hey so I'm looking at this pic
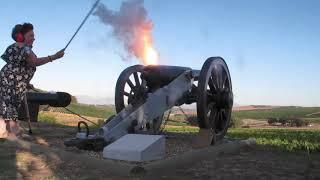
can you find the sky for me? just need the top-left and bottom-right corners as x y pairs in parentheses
(1, 0), (320, 106)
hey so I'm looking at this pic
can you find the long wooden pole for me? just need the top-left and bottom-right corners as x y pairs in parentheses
(64, 0), (101, 50)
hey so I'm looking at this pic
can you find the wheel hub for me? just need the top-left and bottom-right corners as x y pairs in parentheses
(128, 85), (148, 107)
(215, 90), (233, 109)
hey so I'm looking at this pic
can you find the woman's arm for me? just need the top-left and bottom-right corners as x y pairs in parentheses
(26, 50), (64, 67)
(26, 52), (51, 66)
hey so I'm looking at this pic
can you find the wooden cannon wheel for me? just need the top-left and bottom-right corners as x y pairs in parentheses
(197, 57), (234, 144)
(114, 65), (164, 134)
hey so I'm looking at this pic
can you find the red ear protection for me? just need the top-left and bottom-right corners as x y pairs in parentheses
(15, 33), (24, 42)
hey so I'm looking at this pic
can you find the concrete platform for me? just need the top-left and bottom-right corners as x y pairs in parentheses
(103, 134), (165, 162)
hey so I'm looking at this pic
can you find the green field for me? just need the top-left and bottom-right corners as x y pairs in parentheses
(163, 127), (320, 152)
(164, 126), (199, 133)
(50, 103), (116, 119)
(233, 106), (320, 120)
(38, 113), (58, 124)
(227, 128), (320, 152)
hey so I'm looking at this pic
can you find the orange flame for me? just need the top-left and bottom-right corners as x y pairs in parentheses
(142, 35), (158, 65)
(143, 45), (158, 65)
(133, 26), (159, 65)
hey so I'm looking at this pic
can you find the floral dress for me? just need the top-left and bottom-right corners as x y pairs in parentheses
(0, 44), (36, 121)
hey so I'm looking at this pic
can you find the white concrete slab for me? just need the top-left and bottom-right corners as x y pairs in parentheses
(103, 134), (165, 162)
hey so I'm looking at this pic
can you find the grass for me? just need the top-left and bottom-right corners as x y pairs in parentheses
(229, 116), (244, 128)
(163, 125), (320, 152)
(38, 112), (57, 124)
(164, 126), (199, 133)
(165, 127), (320, 152)
(50, 103), (116, 119)
(166, 119), (189, 126)
(227, 128), (320, 152)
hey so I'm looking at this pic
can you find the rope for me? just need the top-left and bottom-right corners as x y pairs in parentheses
(159, 109), (172, 133)
(178, 106), (189, 120)
(61, 107), (99, 127)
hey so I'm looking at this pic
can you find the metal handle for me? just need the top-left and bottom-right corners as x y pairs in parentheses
(77, 121), (89, 137)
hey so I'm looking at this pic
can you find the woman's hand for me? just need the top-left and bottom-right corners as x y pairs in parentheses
(52, 49), (65, 60)
(27, 83), (35, 90)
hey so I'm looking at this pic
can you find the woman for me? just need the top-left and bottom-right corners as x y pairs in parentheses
(0, 23), (64, 138)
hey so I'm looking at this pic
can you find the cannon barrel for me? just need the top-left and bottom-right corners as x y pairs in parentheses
(26, 92), (72, 107)
(19, 91), (72, 122)
(141, 65), (192, 89)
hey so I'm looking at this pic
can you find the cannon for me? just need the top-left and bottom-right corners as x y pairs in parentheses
(19, 92), (71, 122)
(65, 57), (233, 149)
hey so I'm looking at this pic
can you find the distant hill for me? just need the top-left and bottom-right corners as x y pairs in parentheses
(232, 105), (278, 111)
(46, 100), (320, 123)
(76, 95), (114, 105)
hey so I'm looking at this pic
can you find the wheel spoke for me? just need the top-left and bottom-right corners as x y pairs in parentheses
(141, 78), (147, 89)
(211, 66), (218, 88)
(217, 109), (229, 132)
(213, 110), (220, 131)
(207, 109), (211, 118)
(126, 79), (135, 89)
(211, 74), (220, 92)
(224, 109), (231, 122)
(209, 107), (218, 127)
(221, 110), (228, 129)
(133, 72), (140, 86)
(218, 110), (226, 131)
(208, 77), (217, 93)
(221, 109), (228, 119)
(207, 91), (218, 102)
(124, 92), (131, 97)
(221, 74), (228, 90)
(214, 65), (223, 89)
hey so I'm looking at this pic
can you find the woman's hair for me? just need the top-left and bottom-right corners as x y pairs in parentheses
(11, 23), (34, 41)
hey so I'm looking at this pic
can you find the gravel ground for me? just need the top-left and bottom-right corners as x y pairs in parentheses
(2, 121), (319, 179)
(144, 145), (320, 180)
(18, 121), (203, 162)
